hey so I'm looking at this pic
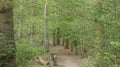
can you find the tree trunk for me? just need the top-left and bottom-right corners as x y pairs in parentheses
(64, 38), (69, 49)
(53, 29), (56, 46)
(16, 0), (23, 39)
(17, 21), (22, 38)
(0, 2), (16, 67)
(28, 24), (35, 44)
(70, 42), (73, 51)
(56, 28), (60, 45)
(81, 40), (84, 57)
(74, 40), (78, 55)
(44, 0), (49, 52)
(61, 38), (64, 46)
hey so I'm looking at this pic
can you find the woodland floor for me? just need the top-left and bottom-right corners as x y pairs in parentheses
(52, 45), (94, 67)
(52, 45), (80, 67)
(27, 45), (94, 67)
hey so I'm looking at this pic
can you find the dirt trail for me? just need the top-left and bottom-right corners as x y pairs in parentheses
(52, 46), (80, 67)
(27, 45), (94, 67)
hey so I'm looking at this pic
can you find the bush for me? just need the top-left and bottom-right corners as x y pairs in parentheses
(16, 43), (44, 66)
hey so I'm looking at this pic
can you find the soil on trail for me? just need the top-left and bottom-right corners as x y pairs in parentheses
(52, 46), (81, 67)
(27, 45), (94, 67)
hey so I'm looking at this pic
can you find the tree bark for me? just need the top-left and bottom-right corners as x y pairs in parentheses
(53, 29), (56, 46)
(56, 28), (60, 45)
(17, 21), (22, 38)
(0, 1), (16, 67)
(44, 0), (49, 52)
(70, 43), (73, 51)
(64, 38), (69, 49)
(74, 40), (78, 55)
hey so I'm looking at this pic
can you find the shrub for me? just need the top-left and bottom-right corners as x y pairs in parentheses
(16, 43), (44, 66)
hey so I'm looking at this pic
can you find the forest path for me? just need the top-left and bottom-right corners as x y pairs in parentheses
(52, 45), (80, 67)
(27, 45), (94, 67)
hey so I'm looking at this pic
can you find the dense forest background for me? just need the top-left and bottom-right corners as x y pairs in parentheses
(0, 0), (120, 67)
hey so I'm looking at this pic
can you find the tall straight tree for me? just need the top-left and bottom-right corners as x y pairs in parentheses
(44, 0), (49, 52)
(0, 0), (15, 67)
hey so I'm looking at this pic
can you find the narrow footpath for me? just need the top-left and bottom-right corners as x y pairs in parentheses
(52, 46), (80, 67)
(27, 45), (94, 67)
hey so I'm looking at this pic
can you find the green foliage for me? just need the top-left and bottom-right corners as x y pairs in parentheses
(14, 0), (120, 66)
(0, 48), (15, 67)
(0, 32), (15, 67)
(94, 0), (120, 66)
(16, 42), (44, 66)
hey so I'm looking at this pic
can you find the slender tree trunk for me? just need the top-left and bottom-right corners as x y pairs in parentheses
(74, 40), (78, 55)
(28, 24), (35, 44)
(61, 38), (64, 46)
(81, 40), (84, 57)
(80, 32), (84, 57)
(17, 21), (22, 38)
(56, 28), (60, 45)
(70, 42), (73, 51)
(53, 29), (56, 46)
(64, 38), (69, 49)
(17, 1), (23, 39)
(44, 0), (49, 52)
(0, 1), (16, 67)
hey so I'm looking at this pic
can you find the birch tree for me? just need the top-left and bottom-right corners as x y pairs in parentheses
(44, 0), (49, 52)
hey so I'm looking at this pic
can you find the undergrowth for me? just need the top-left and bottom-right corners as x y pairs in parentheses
(16, 40), (45, 67)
